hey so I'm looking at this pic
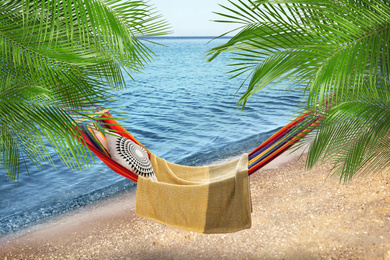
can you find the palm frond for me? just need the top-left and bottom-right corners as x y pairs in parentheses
(209, 0), (390, 180)
(307, 98), (390, 181)
(208, 0), (390, 109)
(0, 0), (170, 180)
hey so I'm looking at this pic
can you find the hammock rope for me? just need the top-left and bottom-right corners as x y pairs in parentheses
(74, 110), (319, 183)
(248, 112), (320, 175)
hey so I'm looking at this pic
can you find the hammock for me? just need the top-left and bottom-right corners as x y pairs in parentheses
(75, 111), (320, 183)
(73, 109), (320, 233)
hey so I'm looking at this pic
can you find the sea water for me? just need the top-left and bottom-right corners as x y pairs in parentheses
(0, 37), (305, 235)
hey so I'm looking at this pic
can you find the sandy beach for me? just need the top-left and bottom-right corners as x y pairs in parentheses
(1, 149), (390, 259)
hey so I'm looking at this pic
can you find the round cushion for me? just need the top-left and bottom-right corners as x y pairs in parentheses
(106, 134), (156, 180)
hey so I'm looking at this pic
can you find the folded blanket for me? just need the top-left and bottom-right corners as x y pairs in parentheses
(135, 153), (252, 234)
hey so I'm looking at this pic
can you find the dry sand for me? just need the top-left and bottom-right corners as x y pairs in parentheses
(1, 150), (390, 259)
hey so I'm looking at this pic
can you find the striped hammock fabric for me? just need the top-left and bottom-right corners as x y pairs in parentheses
(75, 111), (319, 183)
(73, 108), (324, 234)
(248, 112), (321, 174)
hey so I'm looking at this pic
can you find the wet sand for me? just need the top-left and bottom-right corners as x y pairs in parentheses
(1, 150), (390, 259)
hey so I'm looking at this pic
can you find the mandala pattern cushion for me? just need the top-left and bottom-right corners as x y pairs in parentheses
(105, 133), (157, 181)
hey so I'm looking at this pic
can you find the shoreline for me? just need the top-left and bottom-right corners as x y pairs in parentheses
(0, 127), (283, 238)
(0, 146), (299, 243)
(1, 147), (390, 259)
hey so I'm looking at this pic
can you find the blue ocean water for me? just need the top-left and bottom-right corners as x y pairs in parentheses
(0, 37), (304, 236)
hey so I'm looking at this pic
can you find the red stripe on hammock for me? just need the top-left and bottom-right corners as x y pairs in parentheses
(77, 127), (139, 182)
(248, 119), (321, 175)
(249, 112), (311, 157)
(99, 114), (151, 158)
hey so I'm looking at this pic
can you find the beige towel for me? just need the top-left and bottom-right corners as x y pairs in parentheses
(135, 153), (251, 233)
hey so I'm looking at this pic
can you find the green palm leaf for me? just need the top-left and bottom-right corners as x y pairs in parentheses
(0, 0), (170, 181)
(307, 99), (390, 181)
(209, 0), (390, 180)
